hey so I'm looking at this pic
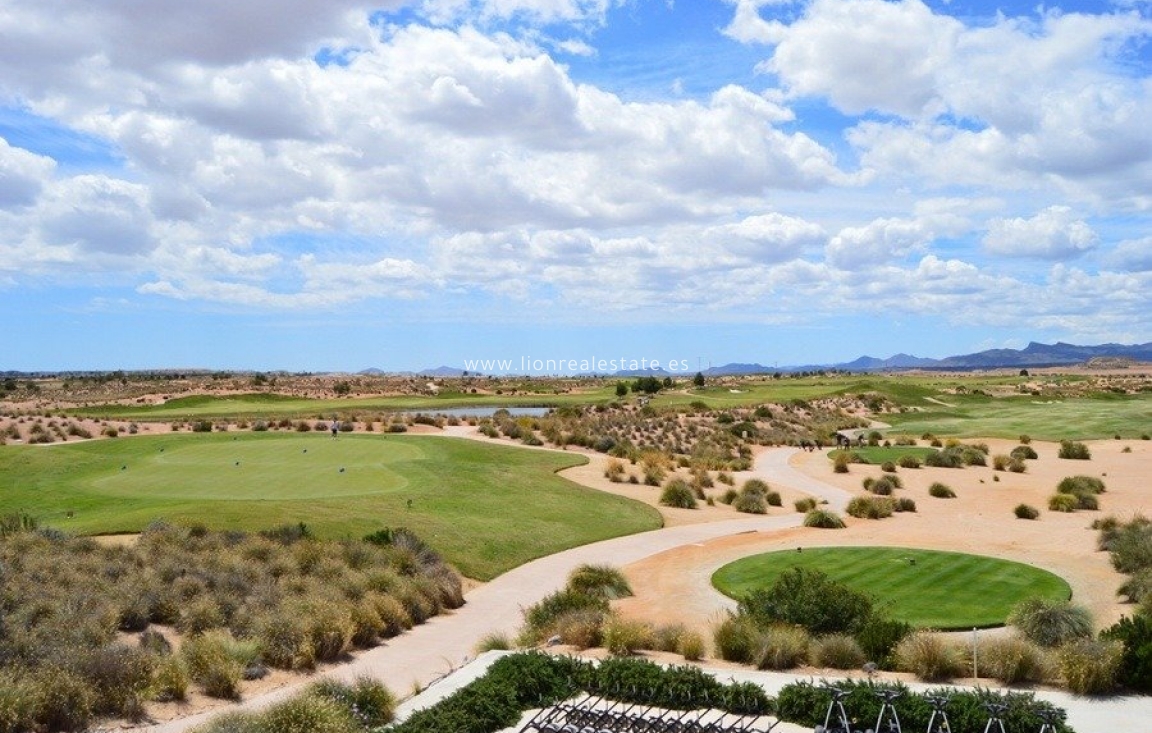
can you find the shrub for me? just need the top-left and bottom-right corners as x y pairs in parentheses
(923, 450), (962, 468)
(153, 655), (189, 702)
(521, 590), (608, 644)
(1007, 457), (1027, 473)
(1058, 440), (1091, 460)
(678, 630), (706, 661)
(1058, 639), (1122, 694)
(992, 454), (1010, 471)
(754, 624), (810, 670)
(880, 461), (897, 473)
(732, 492), (767, 514)
(1101, 614), (1152, 692)
(854, 616), (912, 668)
(897, 455), (921, 469)
(1057, 475), (1106, 495)
(1014, 503), (1040, 520)
(811, 633), (866, 669)
(893, 632), (965, 681)
(1048, 493), (1079, 512)
(866, 476), (895, 495)
(181, 630), (248, 699)
(0, 673), (35, 733)
(794, 497), (817, 512)
(29, 668), (95, 732)
(1106, 516), (1152, 574)
(1011, 445), (1038, 460)
(602, 617), (655, 656)
(604, 459), (626, 482)
(257, 613), (316, 670)
(659, 479), (697, 509)
(1009, 598), (1093, 648)
(259, 694), (359, 733)
(1118, 568), (1152, 604)
(308, 676), (396, 728)
(80, 643), (155, 717)
(846, 496), (895, 519)
(567, 564), (632, 600)
(803, 509), (845, 529)
(978, 635), (1051, 684)
(740, 567), (873, 636)
(893, 497), (917, 512)
(713, 615), (760, 664)
(832, 453), (850, 473)
(928, 482), (955, 498)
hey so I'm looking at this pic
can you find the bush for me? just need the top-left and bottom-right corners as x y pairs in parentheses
(1058, 440), (1091, 460)
(754, 624), (810, 670)
(80, 643), (155, 717)
(978, 635), (1051, 684)
(1057, 475), (1106, 496)
(1048, 493), (1079, 512)
(739, 567), (872, 635)
(1105, 516), (1152, 574)
(713, 615), (760, 664)
(475, 631), (514, 654)
(1058, 639), (1122, 694)
(567, 564), (633, 600)
(1011, 445), (1038, 460)
(521, 590), (609, 644)
(308, 676), (396, 728)
(866, 476), (896, 495)
(259, 694), (358, 733)
(1007, 457), (1027, 473)
(1101, 614), (1152, 692)
(846, 496), (895, 519)
(810, 633), (866, 669)
(181, 630), (248, 699)
(893, 497), (917, 512)
(881, 461), (897, 473)
(602, 617), (655, 656)
(893, 632), (965, 681)
(832, 453), (850, 473)
(1014, 503), (1040, 520)
(928, 482), (955, 498)
(897, 455), (921, 469)
(732, 492), (767, 514)
(803, 509), (845, 529)
(794, 497), (817, 512)
(1008, 598), (1093, 648)
(0, 673), (35, 733)
(659, 479), (697, 509)
(677, 630), (706, 661)
(1118, 569), (1152, 604)
(854, 615), (912, 668)
(257, 613), (316, 670)
(190, 711), (262, 733)
(153, 655), (189, 702)
(992, 454), (1010, 471)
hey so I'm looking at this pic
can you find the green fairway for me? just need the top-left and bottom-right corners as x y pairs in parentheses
(829, 446), (938, 464)
(67, 388), (617, 421)
(0, 433), (662, 580)
(712, 547), (1071, 630)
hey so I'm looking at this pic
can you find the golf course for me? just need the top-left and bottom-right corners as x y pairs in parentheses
(0, 432), (662, 579)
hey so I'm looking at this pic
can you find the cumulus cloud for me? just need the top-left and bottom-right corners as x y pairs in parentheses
(825, 217), (934, 270)
(0, 138), (56, 208)
(1108, 237), (1152, 272)
(983, 206), (1098, 259)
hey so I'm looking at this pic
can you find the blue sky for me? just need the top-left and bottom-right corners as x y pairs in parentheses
(1, 0), (1150, 373)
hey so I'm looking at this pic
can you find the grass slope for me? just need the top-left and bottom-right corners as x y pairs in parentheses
(0, 433), (661, 580)
(712, 547), (1071, 630)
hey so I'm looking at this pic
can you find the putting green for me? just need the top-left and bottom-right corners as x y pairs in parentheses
(712, 547), (1071, 630)
(0, 433), (662, 580)
(89, 436), (425, 500)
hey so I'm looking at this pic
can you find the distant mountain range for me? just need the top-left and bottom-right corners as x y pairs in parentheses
(700, 341), (1152, 376)
(365, 341), (1152, 377)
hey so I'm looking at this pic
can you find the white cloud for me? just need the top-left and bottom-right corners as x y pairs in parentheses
(983, 206), (1098, 259)
(825, 217), (934, 270)
(0, 138), (56, 208)
(1108, 237), (1152, 272)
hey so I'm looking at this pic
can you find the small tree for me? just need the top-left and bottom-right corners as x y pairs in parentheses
(692, 372), (705, 387)
(615, 381), (628, 398)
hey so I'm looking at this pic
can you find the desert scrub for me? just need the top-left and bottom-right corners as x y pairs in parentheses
(1058, 440), (1091, 460)
(846, 496), (895, 519)
(1048, 493), (1080, 512)
(928, 482), (956, 498)
(977, 635), (1052, 684)
(1057, 639), (1122, 694)
(753, 624), (810, 670)
(803, 509), (845, 529)
(659, 478), (697, 509)
(602, 617), (656, 656)
(810, 633), (866, 669)
(1008, 598), (1092, 648)
(794, 497), (817, 512)
(566, 564), (632, 599)
(1014, 504), (1040, 520)
(893, 632), (965, 681)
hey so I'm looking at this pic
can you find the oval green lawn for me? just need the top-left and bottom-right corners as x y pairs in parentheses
(0, 433), (662, 581)
(712, 547), (1071, 630)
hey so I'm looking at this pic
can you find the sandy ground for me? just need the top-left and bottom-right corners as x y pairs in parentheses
(615, 439), (1151, 639)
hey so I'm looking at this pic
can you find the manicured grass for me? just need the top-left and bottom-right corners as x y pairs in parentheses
(885, 393), (1152, 441)
(712, 547), (1071, 630)
(0, 433), (662, 580)
(828, 446), (938, 463)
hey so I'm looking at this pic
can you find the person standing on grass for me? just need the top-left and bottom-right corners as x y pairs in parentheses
(331, 419), (339, 438)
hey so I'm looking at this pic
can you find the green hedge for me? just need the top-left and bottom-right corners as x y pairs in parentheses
(382, 653), (770, 733)
(775, 680), (1072, 733)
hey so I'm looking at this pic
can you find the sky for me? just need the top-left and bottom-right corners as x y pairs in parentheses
(1, 0), (1150, 374)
